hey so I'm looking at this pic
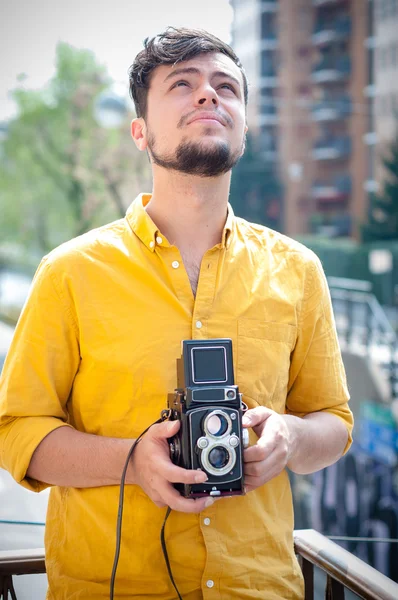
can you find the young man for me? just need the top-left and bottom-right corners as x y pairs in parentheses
(0, 28), (353, 599)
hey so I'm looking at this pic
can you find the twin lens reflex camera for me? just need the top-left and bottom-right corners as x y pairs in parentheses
(164, 339), (249, 499)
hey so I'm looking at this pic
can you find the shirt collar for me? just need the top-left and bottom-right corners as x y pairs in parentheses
(126, 193), (234, 251)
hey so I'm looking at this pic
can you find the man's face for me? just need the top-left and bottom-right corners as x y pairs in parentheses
(136, 52), (247, 177)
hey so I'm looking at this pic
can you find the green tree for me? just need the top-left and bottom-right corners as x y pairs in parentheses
(0, 42), (152, 256)
(362, 133), (398, 242)
(229, 133), (282, 231)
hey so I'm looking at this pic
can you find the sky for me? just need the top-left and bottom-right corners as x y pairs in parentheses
(0, 0), (234, 121)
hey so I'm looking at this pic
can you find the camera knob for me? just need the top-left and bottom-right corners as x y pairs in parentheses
(197, 437), (209, 449)
(229, 435), (240, 448)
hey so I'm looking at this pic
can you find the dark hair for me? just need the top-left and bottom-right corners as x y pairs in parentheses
(128, 27), (248, 118)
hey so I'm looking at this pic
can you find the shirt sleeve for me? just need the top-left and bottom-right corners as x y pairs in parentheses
(0, 257), (79, 491)
(286, 253), (353, 454)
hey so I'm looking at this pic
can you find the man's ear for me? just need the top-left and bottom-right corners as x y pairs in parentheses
(131, 117), (148, 151)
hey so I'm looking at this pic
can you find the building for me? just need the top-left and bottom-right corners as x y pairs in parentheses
(372, 0), (398, 185)
(230, 0), (373, 240)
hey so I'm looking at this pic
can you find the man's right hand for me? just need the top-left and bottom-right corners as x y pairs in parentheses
(129, 419), (215, 513)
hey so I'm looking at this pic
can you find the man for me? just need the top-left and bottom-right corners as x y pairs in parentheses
(0, 28), (353, 599)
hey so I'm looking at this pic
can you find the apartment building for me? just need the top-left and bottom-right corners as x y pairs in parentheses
(230, 0), (372, 239)
(372, 0), (398, 184)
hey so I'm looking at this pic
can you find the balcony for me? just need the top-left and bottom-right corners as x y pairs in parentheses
(260, 35), (279, 51)
(261, 0), (278, 12)
(312, 136), (352, 160)
(312, 174), (352, 202)
(312, 0), (347, 6)
(2, 530), (398, 599)
(259, 103), (279, 125)
(260, 75), (278, 88)
(311, 95), (352, 121)
(259, 136), (279, 161)
(310, 213), (352, 237)
(312, 15), (351, 46)
(311, 55), (351, 83)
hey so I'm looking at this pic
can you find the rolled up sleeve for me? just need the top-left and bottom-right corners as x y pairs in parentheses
(0, 257), (79, 491)
(286, 254), (353, 454)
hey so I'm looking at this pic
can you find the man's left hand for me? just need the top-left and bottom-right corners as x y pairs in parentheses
(242, 406), (293, 493)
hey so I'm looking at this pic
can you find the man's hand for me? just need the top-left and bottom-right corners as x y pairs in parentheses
(242, 406), (293, 493)
(130, 419), (215, 513)
(242, 406), (349, 491)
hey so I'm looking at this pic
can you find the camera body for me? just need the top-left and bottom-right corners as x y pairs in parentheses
(166, 339), (248, 498)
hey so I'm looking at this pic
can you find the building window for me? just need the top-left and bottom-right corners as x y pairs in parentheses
(261, 51), (277, 77)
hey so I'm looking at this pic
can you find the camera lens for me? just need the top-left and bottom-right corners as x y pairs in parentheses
(208, 446), (229, 469)
(206, 413), (229, 437)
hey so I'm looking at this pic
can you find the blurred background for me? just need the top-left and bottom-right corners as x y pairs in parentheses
(0, 0), (398, 597)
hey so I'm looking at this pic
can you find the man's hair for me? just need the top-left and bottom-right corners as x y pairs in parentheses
(128, 27), (248, 118)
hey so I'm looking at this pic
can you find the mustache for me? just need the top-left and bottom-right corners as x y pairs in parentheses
(178, 109), (234, 129)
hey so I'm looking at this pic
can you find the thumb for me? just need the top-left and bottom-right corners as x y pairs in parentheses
(242, 406), (273, 428)
(153, 418), (181, 439)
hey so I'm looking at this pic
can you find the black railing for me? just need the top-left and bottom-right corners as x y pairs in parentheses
(2, 530), (398, 599)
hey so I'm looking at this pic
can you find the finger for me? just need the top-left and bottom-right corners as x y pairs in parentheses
(244, 449), (286, 481)
(153, 499), (168, 508)
(244, 439), (276, 463)
(244, 467), (280, 490)
(161, 460), (209, 485)
(162, 485), (216, 514)
(242, 406), (274, 428)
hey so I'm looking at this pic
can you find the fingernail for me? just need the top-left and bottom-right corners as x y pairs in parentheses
(204, 497), (215, 508)
(242, 416), (250, 425)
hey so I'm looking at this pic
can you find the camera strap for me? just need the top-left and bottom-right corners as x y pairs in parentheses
(160, 506), (183, 600)
(110, 414), (168, 600)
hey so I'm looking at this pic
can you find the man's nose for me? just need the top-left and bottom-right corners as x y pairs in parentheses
(196, 84), (219, 107)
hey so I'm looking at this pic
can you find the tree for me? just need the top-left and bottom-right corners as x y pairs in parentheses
(229, 133), (283, 231)
(362, 133), (398, 242)
(0, 43), (152, 256)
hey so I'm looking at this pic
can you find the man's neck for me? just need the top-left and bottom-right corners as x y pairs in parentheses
(145, 166), (231, 254)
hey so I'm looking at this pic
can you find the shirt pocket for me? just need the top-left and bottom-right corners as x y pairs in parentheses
(237, 319), (297, 413)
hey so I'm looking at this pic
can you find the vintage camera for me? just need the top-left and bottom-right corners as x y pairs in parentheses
(165, 339), (248, 498)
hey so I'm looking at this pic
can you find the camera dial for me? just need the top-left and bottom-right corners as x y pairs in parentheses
(229, 435), (240, 448)
(169, 437), (181, 465)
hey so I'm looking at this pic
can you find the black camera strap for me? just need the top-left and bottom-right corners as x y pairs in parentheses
(110, 413), (183, 600)
(160, 507), (183, 600)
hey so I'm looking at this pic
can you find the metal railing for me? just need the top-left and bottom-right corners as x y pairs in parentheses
(328, 277), (398, 400)
(295, 529), (398, 600)
(2, 530), (398, 599)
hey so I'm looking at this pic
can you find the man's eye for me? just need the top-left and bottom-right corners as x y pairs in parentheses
(173, 80), (189, 88)
(219, 83), (236, 93)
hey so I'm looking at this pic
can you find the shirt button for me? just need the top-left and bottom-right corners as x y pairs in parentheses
(206, 580), (214, 588)
(172, 260), (180, 269)
(204, 518), (211, 526)
(156, 236), (163, 244)
(196, 321), (203, 329)
(149, 241), (154, 248)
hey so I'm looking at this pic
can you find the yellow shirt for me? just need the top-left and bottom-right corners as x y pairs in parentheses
(0, 194), (353, 600)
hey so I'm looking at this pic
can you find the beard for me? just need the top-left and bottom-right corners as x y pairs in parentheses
(147, 131), (244, 178)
